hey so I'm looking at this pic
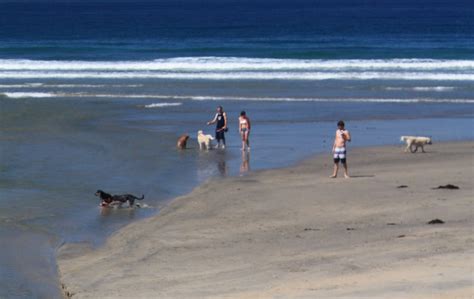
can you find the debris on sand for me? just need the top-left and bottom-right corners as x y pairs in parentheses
(346, 227), (355, 231)
(386, 223), (397, 225)
(397, 234), (406, 238)
(427, 219), (445, 225)
(304, 228), (320, 231)
(397, 185), (408, 188)
(432, 184), (459, 190)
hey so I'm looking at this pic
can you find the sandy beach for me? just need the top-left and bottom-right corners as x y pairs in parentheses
(58, 142), (473, 299)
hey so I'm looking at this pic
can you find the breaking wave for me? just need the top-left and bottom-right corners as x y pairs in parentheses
(3, 91), (473, 103)
(385, 86), (458, 92)
(1, 92), (57, 98)
(0, 57), (472, 81)
(143, 102), (183, 108)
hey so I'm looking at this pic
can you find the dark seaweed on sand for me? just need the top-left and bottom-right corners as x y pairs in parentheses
(427, 219), (445, 224)
(432, 184), (459, 190)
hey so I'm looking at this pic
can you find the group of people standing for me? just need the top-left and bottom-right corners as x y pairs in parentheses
(206, 106), (251, 151)
(204, 105), (352, 179)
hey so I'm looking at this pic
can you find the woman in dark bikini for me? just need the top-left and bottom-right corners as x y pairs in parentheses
(239, 111), (251, 151)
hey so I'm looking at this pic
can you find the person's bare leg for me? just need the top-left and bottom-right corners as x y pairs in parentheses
(246, 133), (250, 151)
(330, 163), (338, 178)
(342, 162), (350, 178)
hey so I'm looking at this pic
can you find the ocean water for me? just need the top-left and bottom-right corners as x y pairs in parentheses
(1, 0), (473, 298)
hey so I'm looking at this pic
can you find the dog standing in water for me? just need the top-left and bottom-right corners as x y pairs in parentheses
(176, 134), (189, 149)
(95, 190), (144, 207)
(197, 130), (214, 150)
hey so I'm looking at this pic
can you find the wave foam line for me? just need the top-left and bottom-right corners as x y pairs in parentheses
(1, 92), (57, 98)
(42, 84), (143, 88)
(4, 92), (470, 104)
(0, 83), (143, 88)
(385, 86), (458, 91)
(413, 86), (457, 91)
(143, 102), (182, 108)
(1, 71), (473, 81)
(181, 96), (474, 104)
(0, 83), (44, 88)
(1, 58), (473, 72)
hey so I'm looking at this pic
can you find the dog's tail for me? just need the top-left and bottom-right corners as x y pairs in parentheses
(129, 194), (145, 200)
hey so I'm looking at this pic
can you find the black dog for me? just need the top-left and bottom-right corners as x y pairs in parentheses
(95, 190), (144, 207)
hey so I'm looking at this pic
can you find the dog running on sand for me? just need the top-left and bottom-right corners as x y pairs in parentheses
(400, 136), (432, 153)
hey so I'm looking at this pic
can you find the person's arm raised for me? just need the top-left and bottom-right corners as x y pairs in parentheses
(207, 113), (217, 125)
(345, 130), (351, 142)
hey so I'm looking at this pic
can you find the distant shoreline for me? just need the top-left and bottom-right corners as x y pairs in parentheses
(58, 141), (474, 298)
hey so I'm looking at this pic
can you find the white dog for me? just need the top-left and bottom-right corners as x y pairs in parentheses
(197, 130), (214, 150)
(400, 136), (432, 153)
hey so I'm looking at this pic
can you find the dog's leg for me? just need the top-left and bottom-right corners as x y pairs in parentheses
(405, 142), (411, 153)
(421, 144), (426, 153)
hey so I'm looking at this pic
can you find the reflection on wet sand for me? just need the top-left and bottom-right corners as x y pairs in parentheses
(99, 206), (137, 219)
(195, 148), (252, 178)
(217, 159), (227, 176)
(240, 151), (250, 175)
(197, 149), (229, 179)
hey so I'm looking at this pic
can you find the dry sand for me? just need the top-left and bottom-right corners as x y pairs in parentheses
(58, 142), (474, 298)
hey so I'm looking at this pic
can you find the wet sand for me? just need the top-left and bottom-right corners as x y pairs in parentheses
(58, 142), (474, 298)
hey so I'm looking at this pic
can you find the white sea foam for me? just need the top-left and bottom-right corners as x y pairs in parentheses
(412, 86), (457, 91)
(4, 91), (471, 104)
(0, 57), (473, 81)
(1, 92), (57, 98)
(41, 84), (143, 88)
(1, 58), (473, 71)
(144, 102), (182, 108)
(385, 86), (457, 91)
(0, 83), (43, 88)
(0, 83), (142, 88)
(179, 96), (474, 104)
(0, 71), (473, 81)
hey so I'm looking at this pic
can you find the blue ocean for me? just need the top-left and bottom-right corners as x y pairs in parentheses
(0, 0), (473, 297)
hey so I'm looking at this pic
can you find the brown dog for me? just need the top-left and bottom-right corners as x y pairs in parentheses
(177, 134), (190, 149)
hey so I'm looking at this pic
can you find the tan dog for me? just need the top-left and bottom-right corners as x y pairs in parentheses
(197, 130), (214, 150)
(177, 134), (189, 149)
(401, 136), (432, 153)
